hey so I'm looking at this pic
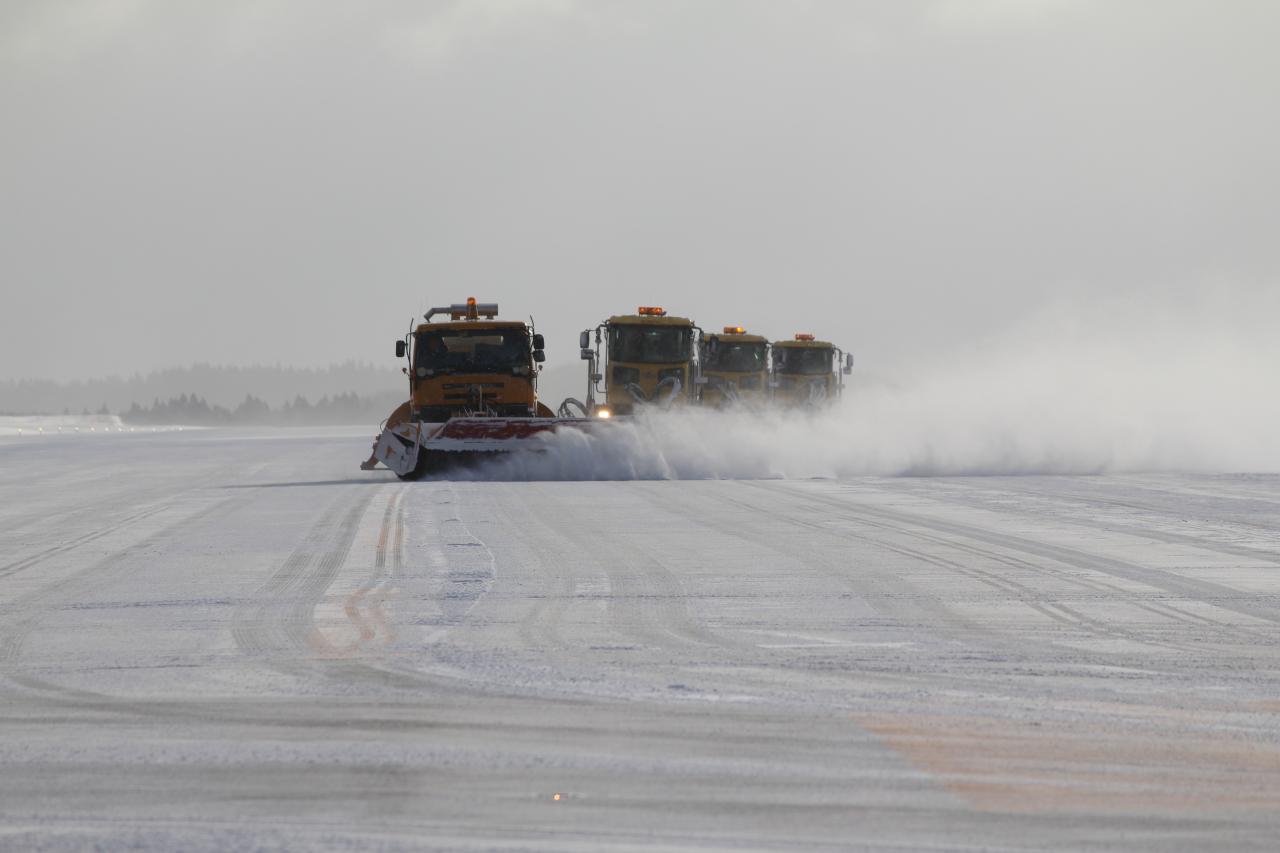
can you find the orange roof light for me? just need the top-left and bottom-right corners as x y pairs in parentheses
(637, 306), (666, 316)
(722, 326), (745, 335)
(794, 333), (815, 341)
(438, 298), (499, 321)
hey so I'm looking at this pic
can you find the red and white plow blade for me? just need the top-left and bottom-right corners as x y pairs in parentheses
(422, 417), (590, 452)
(364, 417), (595, 476)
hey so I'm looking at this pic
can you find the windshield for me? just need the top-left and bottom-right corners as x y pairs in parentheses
(415, 327), (529, 372)
(775, 346), (832, 376)
(703, 340), (767, 373)
(608, 325), (691, 364)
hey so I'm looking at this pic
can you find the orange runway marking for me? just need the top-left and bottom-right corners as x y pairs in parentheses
(309, 490), (402, 659)
(860, 711), (1280, 815)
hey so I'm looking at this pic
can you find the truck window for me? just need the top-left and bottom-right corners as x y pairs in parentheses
(703, 341), (766, 372)
(608, 325), (691, 364)
(416, 329), (529, 372)
(775, 347), (833, 376)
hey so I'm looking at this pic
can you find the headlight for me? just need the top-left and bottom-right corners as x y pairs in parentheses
(594, 408), (613, 419)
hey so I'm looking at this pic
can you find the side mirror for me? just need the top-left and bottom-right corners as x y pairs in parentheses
(844, 353), (854, 374)
(532, 350), (546, 363)
(532, 333), (545, 350)
(395, 340), (407, 358)
(579, 330), (590, 350)
(580, 348), (593, 360)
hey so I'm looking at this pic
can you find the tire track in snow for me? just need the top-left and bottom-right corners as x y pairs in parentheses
(433, 483), (498, 629)
(475, 484), (582, 656)
(307, 487), (405, 658)
(638, 482), (1114, 700)
(0, 490), (259, 709)
(0, 449), (280, 582)
(518, 484), (732, 655)
(767, 482), (1280, 636)
(230, 489), (376, 677)
(887, 477), (1280, 567)
(940, 478), (1280, 639)
(298, 483), (523, 697)
(734, 483), (1228, 656)
(631, 481), (1002, 648)
(1, 481), (449, 723)
(320, 482), (526, 696)
(0, 505), (171, 581)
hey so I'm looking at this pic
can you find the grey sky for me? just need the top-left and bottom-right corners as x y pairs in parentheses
(2, 0), (1277, 383)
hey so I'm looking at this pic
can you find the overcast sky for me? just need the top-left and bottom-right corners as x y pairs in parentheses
(2, 0), (1277, 382)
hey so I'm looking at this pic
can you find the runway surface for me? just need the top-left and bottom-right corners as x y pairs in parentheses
(1, 428), (1278, 850)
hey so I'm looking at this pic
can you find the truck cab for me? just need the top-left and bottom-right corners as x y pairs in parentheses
(400, 299), (554, 423)
(698, 327), (770, 408)
(580, 307), (698, 416)
(770, 333), (852, 409)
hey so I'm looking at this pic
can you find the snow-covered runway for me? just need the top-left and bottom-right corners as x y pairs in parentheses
(2, 429), (1278, 850)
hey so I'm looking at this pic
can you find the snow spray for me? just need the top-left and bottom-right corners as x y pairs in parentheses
(469, 290), (1280, 480)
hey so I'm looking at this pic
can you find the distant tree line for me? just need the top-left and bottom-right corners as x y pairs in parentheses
(0, 362), (403, 415)
(120, 391), (404, 426)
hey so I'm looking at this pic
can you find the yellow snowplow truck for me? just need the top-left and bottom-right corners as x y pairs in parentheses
(698, 326), (770, 408)
(577, 307), (700, 417)
(362, 298), (585, 479)
(770, 333), (853, 409)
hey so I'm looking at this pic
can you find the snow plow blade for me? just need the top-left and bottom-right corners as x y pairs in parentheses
(363, 417), (594, 479)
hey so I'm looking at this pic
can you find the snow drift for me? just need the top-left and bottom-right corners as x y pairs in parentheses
(0, 413), (128, 439)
